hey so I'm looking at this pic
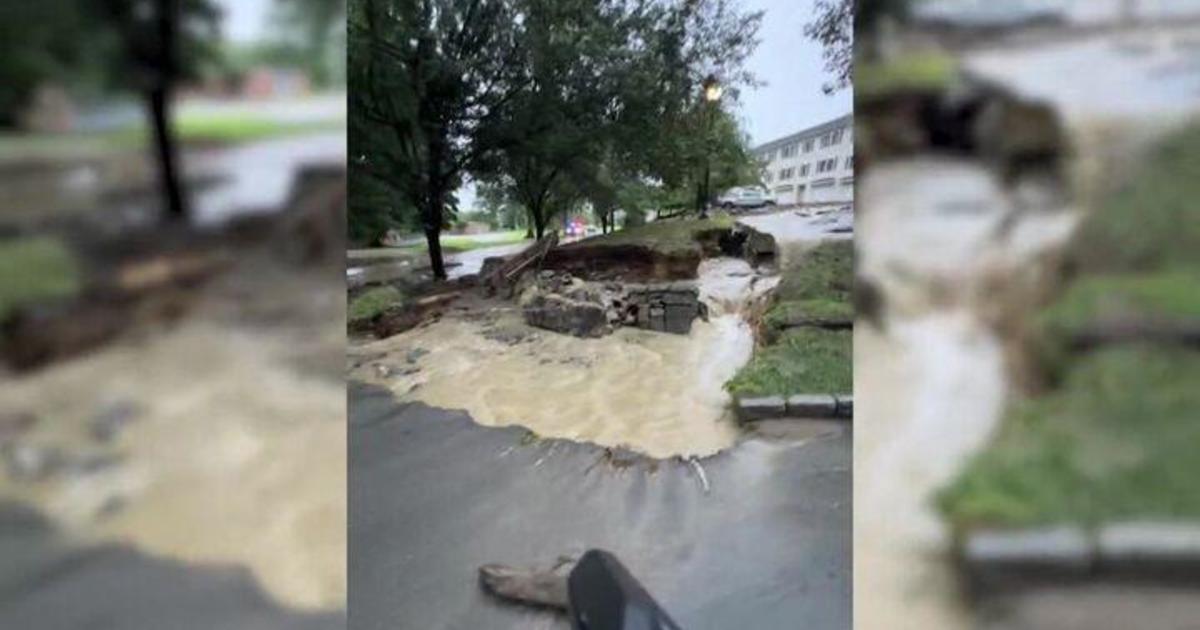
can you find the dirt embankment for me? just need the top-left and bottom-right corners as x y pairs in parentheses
(2, 165), (346, 372)
(542, 224), (776, 283)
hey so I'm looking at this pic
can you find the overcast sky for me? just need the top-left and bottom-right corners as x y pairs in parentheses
(735, 0), (853, 147)
(215, 0), (271, 43)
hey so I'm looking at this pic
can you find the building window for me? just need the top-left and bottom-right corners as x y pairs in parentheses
(816, 158), (837, 174)
(844, 156), (853, 170)
(803, 139), (813, 153)
(763, 171), (773, 183)
(779, 167), (794, 180)
(799, 163), (810, 177)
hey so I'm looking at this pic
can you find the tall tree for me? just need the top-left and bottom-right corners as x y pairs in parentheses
(99, 0), (222, 221)
(474, 0), (635, 239)
(349, 0), (524, 279)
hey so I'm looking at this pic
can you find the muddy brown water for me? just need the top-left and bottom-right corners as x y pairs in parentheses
(0, 255), (347, 612)
(349, 257), (778, 460)
(855, 23), (1200, 629)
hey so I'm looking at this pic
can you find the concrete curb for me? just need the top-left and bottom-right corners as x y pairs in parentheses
(961, 521), (1200, 588)
(734, 394), (852, 422)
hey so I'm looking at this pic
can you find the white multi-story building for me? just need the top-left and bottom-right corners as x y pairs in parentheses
(752, 113), (854, 206)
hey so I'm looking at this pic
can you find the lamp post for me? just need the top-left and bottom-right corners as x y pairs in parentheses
(699, 74), (723, 218)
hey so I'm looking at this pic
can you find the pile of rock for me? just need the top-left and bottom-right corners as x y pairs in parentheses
(624, 283), (707, 335)
(518, 271), (706, 338)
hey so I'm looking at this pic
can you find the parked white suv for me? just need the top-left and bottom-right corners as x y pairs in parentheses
(716, 186), (776, 210)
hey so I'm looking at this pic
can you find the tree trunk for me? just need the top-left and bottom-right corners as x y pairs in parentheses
(147, 87), (187, 221)
(529, 202), (548, 240)
(424, 189), (447, 280)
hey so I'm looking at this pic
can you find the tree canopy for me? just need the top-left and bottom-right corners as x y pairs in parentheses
(349, 0), (763, 275)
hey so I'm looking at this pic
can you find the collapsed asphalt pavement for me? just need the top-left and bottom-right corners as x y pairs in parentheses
(0, 502), (342, 630)
(349, 381), (850, 630)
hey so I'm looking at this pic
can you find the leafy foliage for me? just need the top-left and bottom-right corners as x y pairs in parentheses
(805, 0), (853, 94)
(349, 0), (763, 268)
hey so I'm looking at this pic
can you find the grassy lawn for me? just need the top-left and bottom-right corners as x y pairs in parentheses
(1069, 121), (1200, 273)
(439, 230), (530, 251)
(763, 240), (854, 334)
(726, 240), (854, 397)
(572, 216), (735, 255)
(725, 328), (852, 397)
(855, 52), (957, 100)
(940, 121), (1200, 532)
(349, 286), (405, 324)
(1039, 270), (1200, 334)
(172, 114), (343, 143)
(938, 345), (1200, 530)
(0, 236), (81, 320)
(763, 298), (854, 329)
(0, 114), (342, 164)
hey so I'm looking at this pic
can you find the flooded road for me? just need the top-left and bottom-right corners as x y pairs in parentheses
(1, 131), (346, 230)
(447, 241), (532, 279)
(187, 132), (346, 227)
(349, 258), (776, 459)
(965, 24), (1200, 120)
(349, 383), (850, 630)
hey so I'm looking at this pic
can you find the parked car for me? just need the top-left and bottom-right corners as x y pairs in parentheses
(716, 186), (776, 210)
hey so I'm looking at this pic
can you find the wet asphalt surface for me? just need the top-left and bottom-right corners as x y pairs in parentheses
(349, 381), (851, 630)
(0, 502), (342, 629)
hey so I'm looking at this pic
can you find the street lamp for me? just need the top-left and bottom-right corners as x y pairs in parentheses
(698, 74), (722, 218)
(703, 76), (724, 103)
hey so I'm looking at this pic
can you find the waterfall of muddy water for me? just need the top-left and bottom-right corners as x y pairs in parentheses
(855, 158), (1079, 629)
(351, 258), (777, 459)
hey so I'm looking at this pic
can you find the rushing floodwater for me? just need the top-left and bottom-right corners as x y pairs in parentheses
(855, 22), (1200, 628)
(350, 258), (778, 459)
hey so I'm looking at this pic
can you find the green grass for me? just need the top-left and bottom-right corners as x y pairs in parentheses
(763, 298), (855, 329)
(856, 52), (957, 100)
(763, 240), (854, 332)
(573, 216), (736, 255)
(775, 240), (854, 303)
(0, 115), (342, 164)
(438, 230), (529, 251)
(0, 237), (81, 320)
(349, 286), (405, 323)
(172, 115), (342, 143)
(1070, 121), (1200, 273)
(938, 345), (1200, 531)
(725, 328), (852, 397)
(1040, 270), (1200, 334)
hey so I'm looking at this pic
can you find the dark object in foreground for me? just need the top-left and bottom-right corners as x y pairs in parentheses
(480, 549), (682, 629)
